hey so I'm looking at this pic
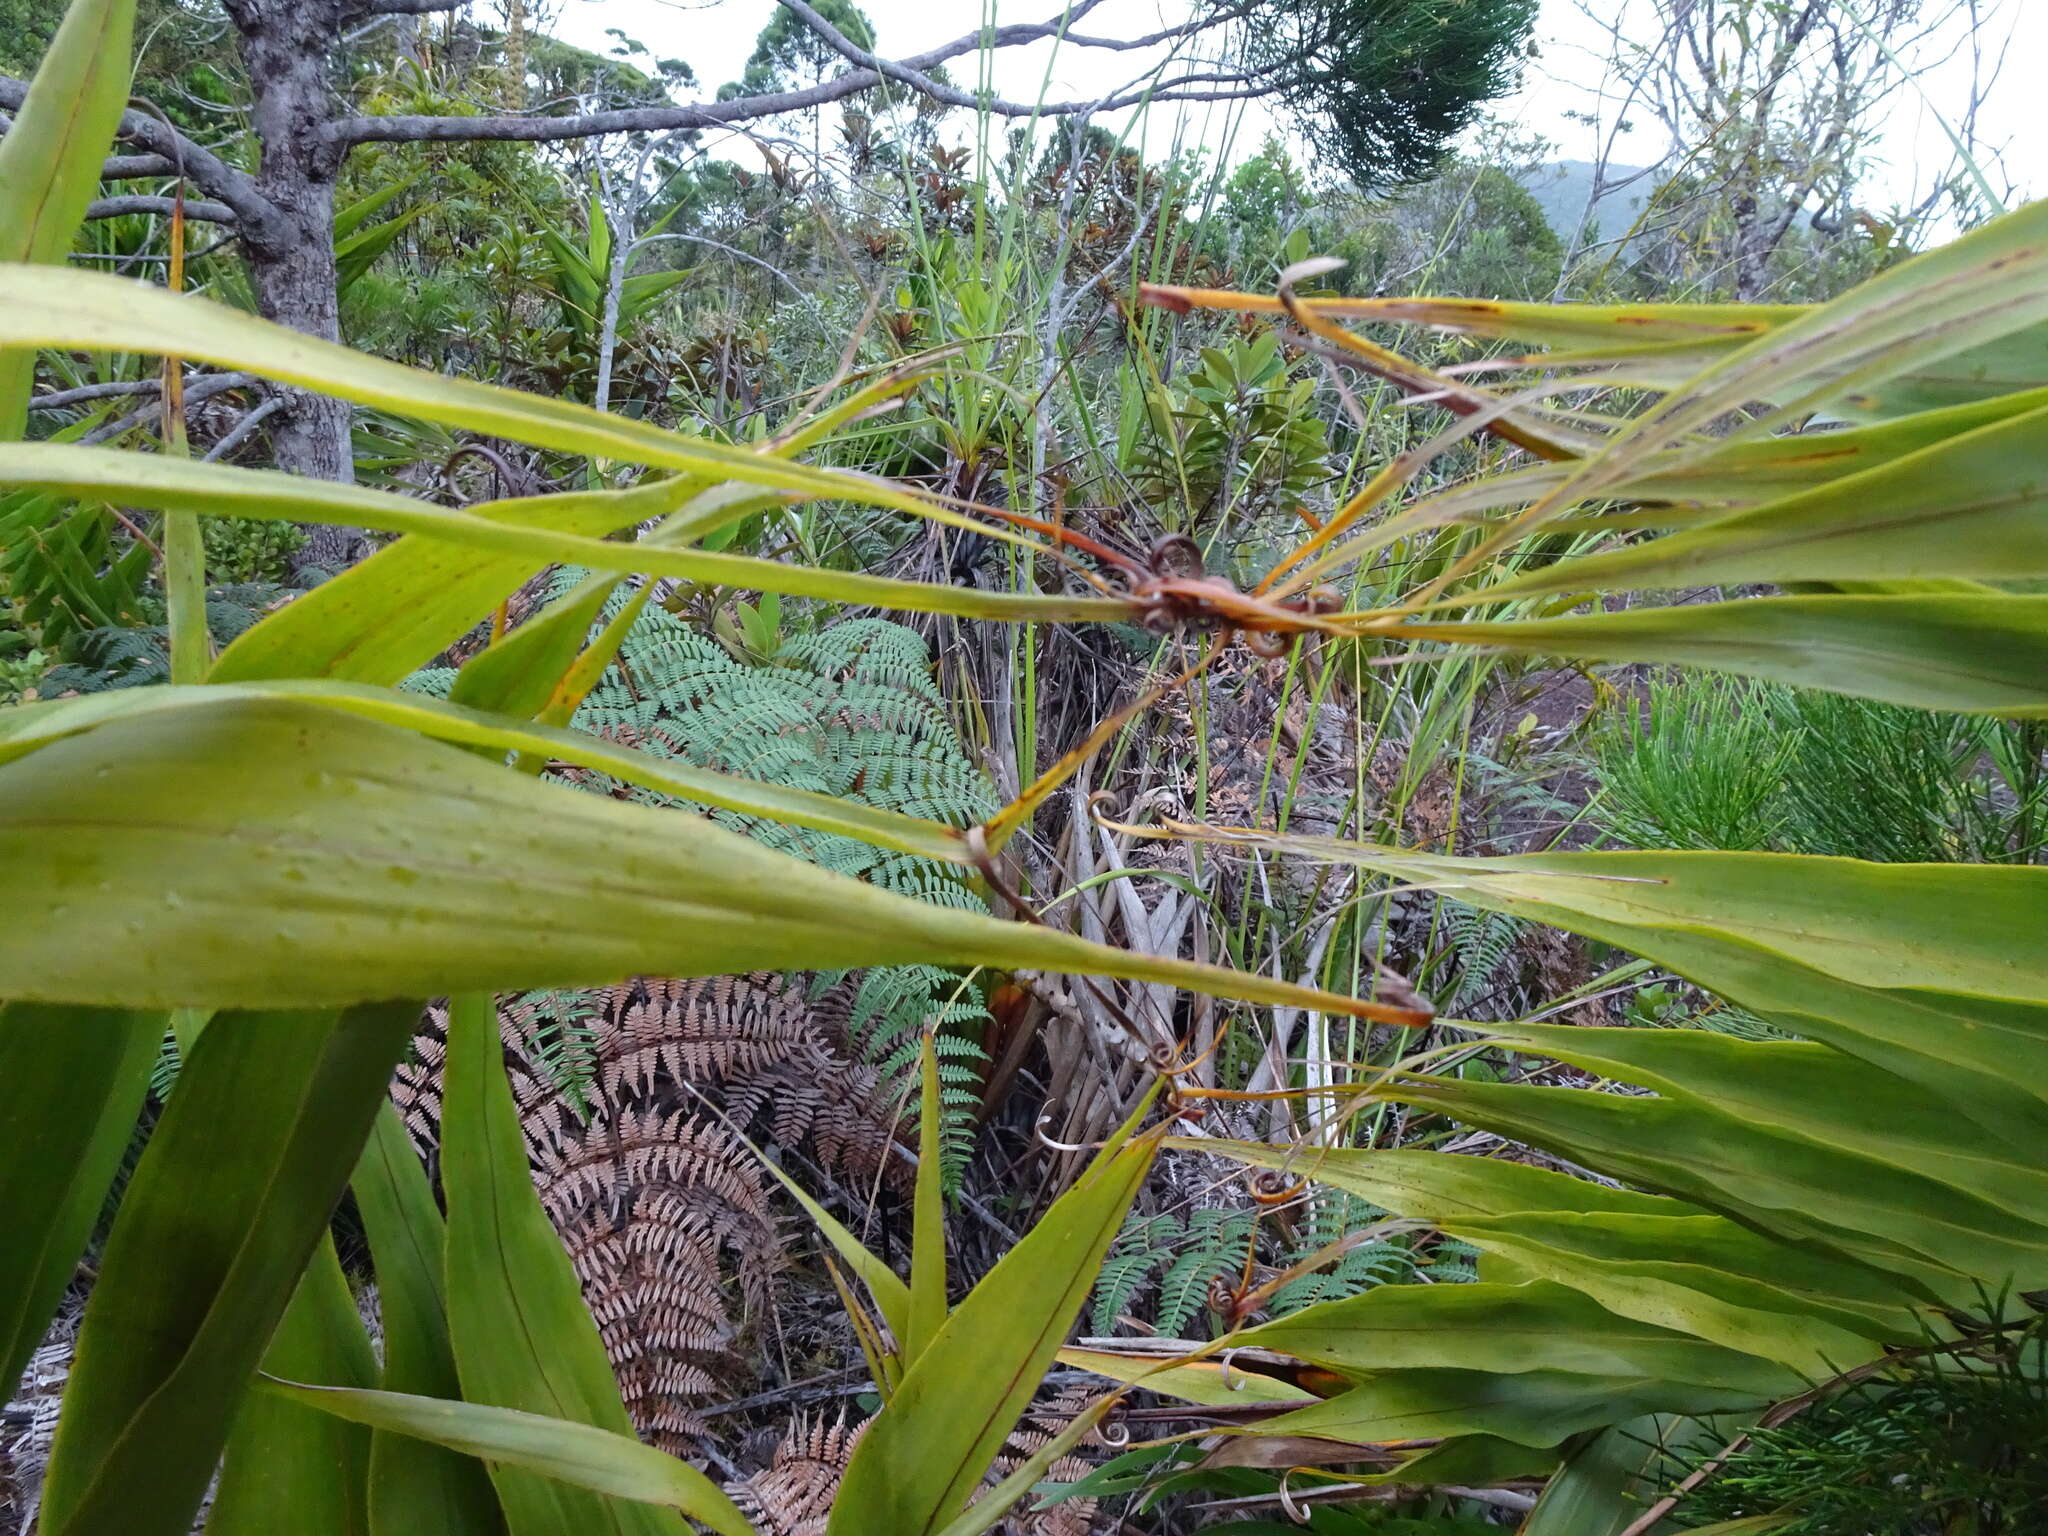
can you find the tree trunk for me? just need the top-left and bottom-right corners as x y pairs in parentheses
(227, 0), (367, 577)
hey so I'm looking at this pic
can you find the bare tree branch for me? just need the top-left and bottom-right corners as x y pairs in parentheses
(101, 151), (181, 179)
(84, 193), (239, 224)
(203, 394), (285, 461)
(31, 372), (256, 412)
(778, 0), (1260, 108)
(80, 369), (260, 447)
(0, 77), (280, 238)
(328, 0), (1274, 149)
(348, 0), (463, 13)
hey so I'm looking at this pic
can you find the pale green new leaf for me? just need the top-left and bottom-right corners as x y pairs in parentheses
(827, 1118), (1162, 1535)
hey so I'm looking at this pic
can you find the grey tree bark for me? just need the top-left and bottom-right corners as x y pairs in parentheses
(224, 0), (366, 575)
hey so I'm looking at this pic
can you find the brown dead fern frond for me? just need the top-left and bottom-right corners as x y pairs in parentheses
(726, 1395), (1106, 1536)
(727, 1413), (864, 1536)
(539, 1107), (782, 1451)
(389, 975), (910, 1452)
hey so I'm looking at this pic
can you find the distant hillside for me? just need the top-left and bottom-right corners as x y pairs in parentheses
(1517, 160), (1652, 246)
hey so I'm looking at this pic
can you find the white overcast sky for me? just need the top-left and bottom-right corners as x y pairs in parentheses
(534, 0), (2042, 213)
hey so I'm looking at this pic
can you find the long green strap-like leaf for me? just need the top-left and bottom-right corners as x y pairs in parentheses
(352, 1106), (508, 1536)
(440, 993), (690, 1536)
(1391, 593), (2048, 717)
(260, 1382), (755, 1536)
(0, 695), (1389, 1023)
(1519, 1413), (1726, 1536)
(1383, 1073), (2035, 1305)
(0, 678), (970, 865)
(0, 0), (136, 436)
(1172, 834), (2048, 1148)
(1252, 1365), (1770, 1453)
(0, 442), (1128, 623)
(0, 263), (1040, 563)
(1464, 399), (2048, 599)
(1516, 195), (2048, 508)
(448, 573), (620, 726)
(160, 1003), (380, 1536)
(1180, 1140), (1922, 1373)
(1231, 1281), (1799, 1396)
(744, 1128), (912, 1347)
(0, 1004), (158, 1393)
(38, 1003), (417, 1536)
(1479, 1021), (2048, 1238)
(209, 473), (707, 687)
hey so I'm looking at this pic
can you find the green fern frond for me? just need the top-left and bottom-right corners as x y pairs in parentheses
(1154, 1209), (1256, 1336)
(507, 578), (1000, 1184)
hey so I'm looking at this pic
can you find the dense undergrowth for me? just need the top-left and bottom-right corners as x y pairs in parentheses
(5, 2), (2047, 1533)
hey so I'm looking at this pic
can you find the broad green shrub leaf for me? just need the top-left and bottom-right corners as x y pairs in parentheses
(0, 695), (1392, 1020)
(38, 1004), (417, 1536)
(261, 1383), (753, 1536)
(439, 994), (694, 1536)
(0, 1005), (158, 1392)
(0, 0), (135, 436)
(352, 1108), (506, 1534)
(827, 1115), (1162, 1535)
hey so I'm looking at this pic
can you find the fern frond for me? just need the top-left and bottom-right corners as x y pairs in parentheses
(1153, 1210), (1255, 1337)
